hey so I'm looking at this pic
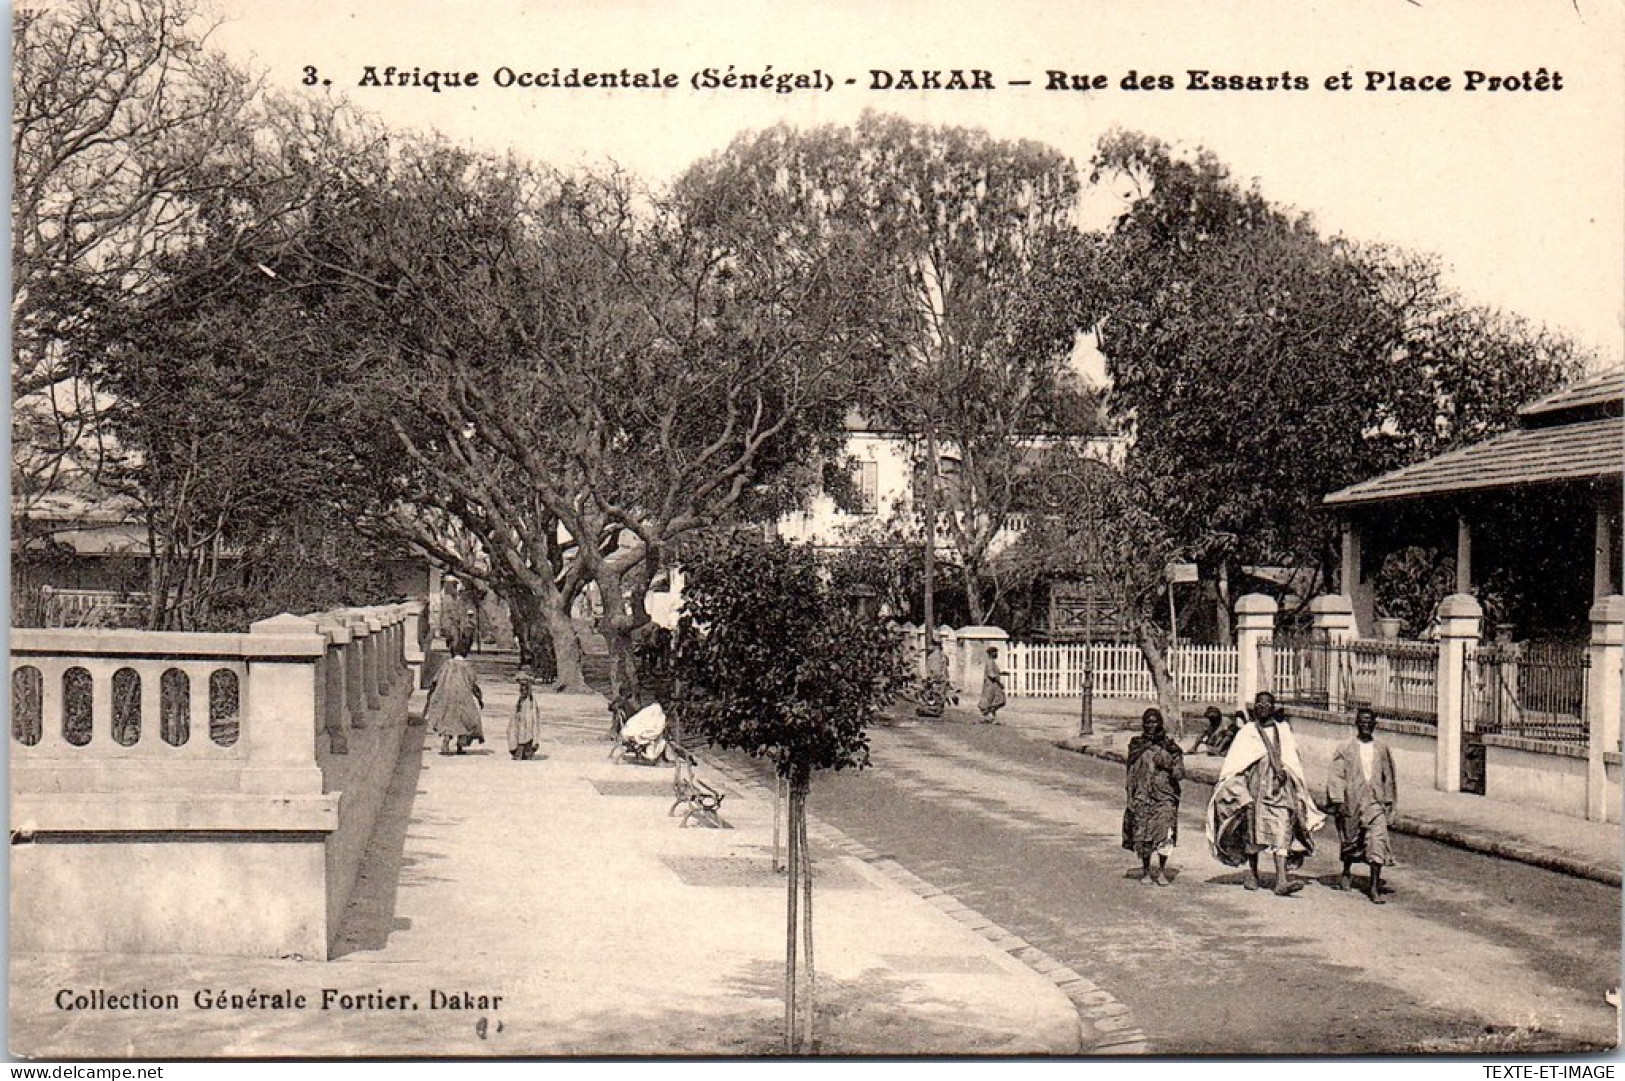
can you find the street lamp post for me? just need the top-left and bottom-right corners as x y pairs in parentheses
(1079, 573), (1096, 739)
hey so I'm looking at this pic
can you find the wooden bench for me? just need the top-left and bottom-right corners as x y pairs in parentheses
(669, 744), (727, 828)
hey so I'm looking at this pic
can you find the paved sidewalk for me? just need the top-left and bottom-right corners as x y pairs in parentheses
(9, 687), (1080, 1058)
(987, 697), (1622, 887)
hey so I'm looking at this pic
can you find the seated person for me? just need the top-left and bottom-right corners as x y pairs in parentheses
(1189, 706), (1239, 755)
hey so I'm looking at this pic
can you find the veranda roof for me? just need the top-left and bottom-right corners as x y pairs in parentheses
(1518, 368), (1625, 421)
(1324, 414), (1623, 508)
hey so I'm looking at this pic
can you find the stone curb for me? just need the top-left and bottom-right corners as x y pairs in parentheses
(1053, 739), (1622, 888)
(703, 754), (1150, 1055)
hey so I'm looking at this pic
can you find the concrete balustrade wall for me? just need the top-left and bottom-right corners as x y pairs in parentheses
(9, 600), (427, 959)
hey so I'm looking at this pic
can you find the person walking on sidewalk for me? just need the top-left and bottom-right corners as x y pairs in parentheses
(1327, 707), (1398, 904)
(979, 646), (1007, 724)
(1206, 692), (1326, 896)
(509, 668), (542, 761)
(1124, 708), (1185, 886)
(426, 646), (485, 755)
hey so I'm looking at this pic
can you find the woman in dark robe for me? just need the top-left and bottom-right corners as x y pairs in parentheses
(978, 646), (1007, 723)
(1123, 708), (1184, 886)
(426, 647), (485, 755)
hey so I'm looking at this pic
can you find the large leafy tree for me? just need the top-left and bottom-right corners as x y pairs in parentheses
(12, 0), (271, 531)
(1079, 130), (1586, 639)
(674, 537), (906, 1053)
(687, 114), (1096, 629)
(265, 143), (881, 694)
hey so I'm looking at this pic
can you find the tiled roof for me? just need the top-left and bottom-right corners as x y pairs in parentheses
(1518, 367), (1625, 419)
(1324, 416), (1623, 507)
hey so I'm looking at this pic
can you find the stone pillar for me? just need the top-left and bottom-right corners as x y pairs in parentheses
(402, 601), (427, 689)
(376, 609), (398, 696)
(1434, 593), (1482, 794)
(1235, 594), (1279, 712)
(342, 617), (370, 729)
(1586, 595), (1624, 822)
(955, 626), (1010, 704)
(351, 613), (383, 712)
(1309, 594), (1357, 713)
(244, 615), (328, 795)
(315, 619), (353, 754)
(428, 565), (446, 650)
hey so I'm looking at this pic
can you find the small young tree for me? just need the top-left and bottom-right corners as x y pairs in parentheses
(674, 537), (907, 1053)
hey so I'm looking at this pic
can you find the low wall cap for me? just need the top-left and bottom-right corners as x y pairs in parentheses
(1590, 594), (1625, 623)
(1436, 593), (1484, 620)
(1235, 593), (1279, 615)
(1307, 594), (1356, 615)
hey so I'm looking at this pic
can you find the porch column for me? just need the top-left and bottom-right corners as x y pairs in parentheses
(1434, 593), (1482, 794)
(1455, 514), (1473, 594)
(1595, 504), (1619, 600)
(1235, 593), (1279, 712)
(1340, 519), (1376, 637)
(1586, 595), (1624, 822)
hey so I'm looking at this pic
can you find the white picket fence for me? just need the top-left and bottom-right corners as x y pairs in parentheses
(1005, 640), (1296, 703)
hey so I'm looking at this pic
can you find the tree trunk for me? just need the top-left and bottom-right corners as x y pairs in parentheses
(798, 775), (816, 1052)
(596, 565), (650, 704)
(784, 767), (801, 1054)
(543, 601), (588, 693)
(922, 426), (937, 646)
(1214, 561), (1235, 647)
(1134, 621), (1184, 736)
(962, 558), (987, 626)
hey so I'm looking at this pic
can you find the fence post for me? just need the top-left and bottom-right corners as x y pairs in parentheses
(244, 614), (328, 795)
(955, 626), (1010, 707)
(1586, 595), (1624, 822)
(1309, 594), (1357, 712)
(1434, 593), (1482, 794)
(1235, 594), (1279, 712)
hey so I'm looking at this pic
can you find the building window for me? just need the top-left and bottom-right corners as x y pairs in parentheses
(857, 460), (879, 515)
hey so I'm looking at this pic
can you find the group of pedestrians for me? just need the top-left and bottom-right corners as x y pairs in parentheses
(1122, 692), (1398, 904)
(423, 646), (542, 761)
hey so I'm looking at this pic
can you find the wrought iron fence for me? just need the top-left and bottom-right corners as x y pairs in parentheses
(1465, 641), (1589, 743)
(1272, 635), (1440, 724)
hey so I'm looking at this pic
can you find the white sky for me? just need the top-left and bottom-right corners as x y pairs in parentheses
(211, 0), (1625, 367)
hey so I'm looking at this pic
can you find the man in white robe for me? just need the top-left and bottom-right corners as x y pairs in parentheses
(1206, 692), (1326, 896)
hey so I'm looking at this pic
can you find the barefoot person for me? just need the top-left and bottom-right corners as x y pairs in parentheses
(508, 669), (542, 761)
(1327, 707), (1398, 904)
(1206, 692), (1325, 896)
(426, 646), (485, 755)
(979, 646), (1006, 724)
(1124, 708), (1185, 886)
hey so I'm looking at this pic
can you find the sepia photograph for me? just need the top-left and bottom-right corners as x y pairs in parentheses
(8, 0), (1625, 1063)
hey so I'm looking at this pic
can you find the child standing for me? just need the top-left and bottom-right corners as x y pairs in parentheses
(509, 669), (542, 761)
